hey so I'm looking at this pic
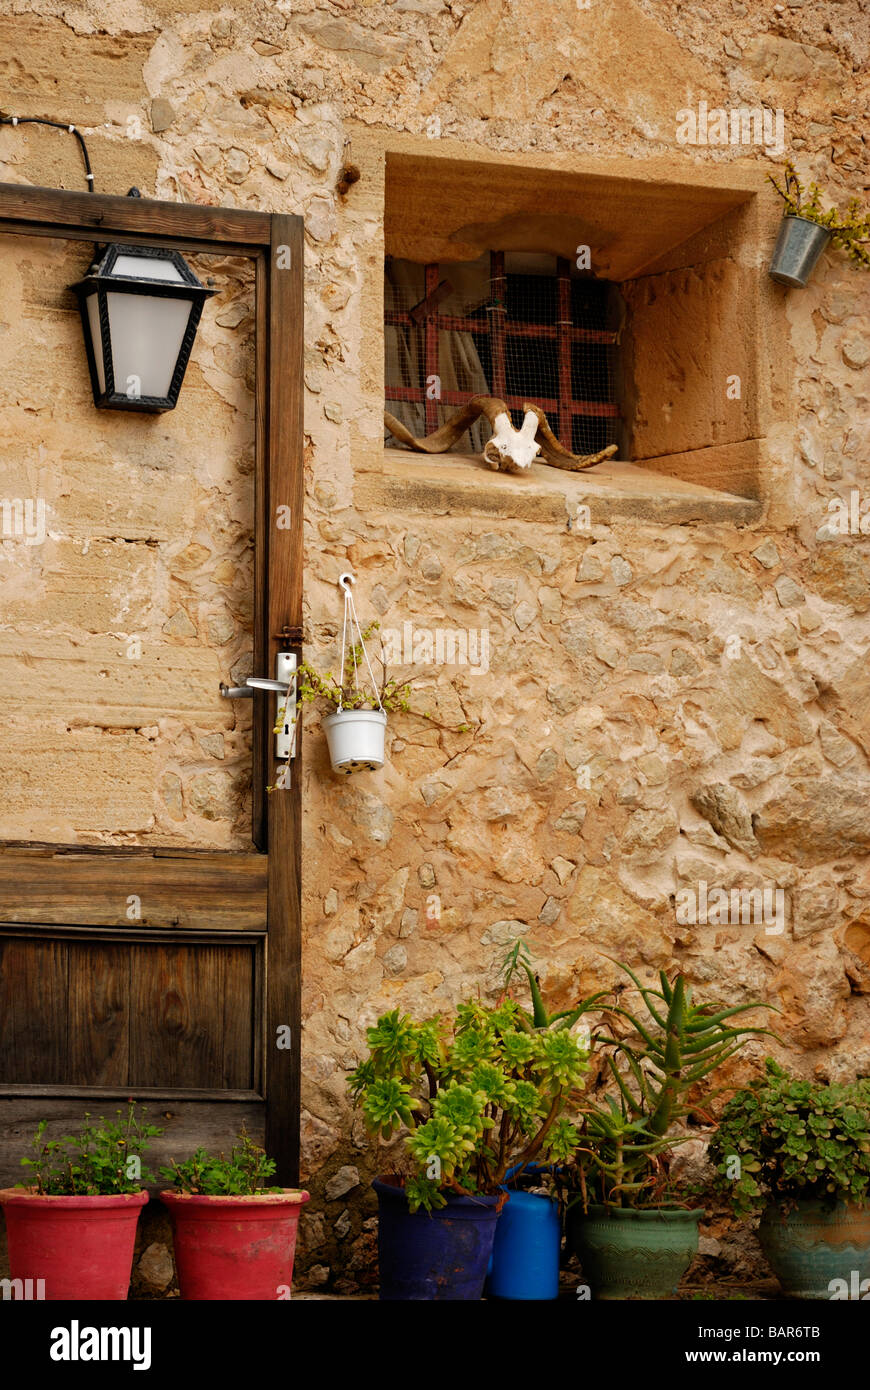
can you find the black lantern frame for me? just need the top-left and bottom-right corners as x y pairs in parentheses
(71, 242), (216, 412)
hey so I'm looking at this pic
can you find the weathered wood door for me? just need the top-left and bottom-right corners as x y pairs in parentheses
(0, 187), (303, 1184)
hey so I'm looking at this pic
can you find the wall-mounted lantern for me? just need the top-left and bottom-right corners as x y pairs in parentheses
(71, 242), (215, 412)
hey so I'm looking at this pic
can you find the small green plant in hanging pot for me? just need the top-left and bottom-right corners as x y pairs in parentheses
(768, 162), (870, 288)
(297, 573), (416, 776)
(306, 673), (391, 776)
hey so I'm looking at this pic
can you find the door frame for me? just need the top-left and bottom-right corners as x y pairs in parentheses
(0, 185), (304, 1183)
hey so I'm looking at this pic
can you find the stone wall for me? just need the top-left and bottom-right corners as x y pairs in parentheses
(1, 0), (869, 1291)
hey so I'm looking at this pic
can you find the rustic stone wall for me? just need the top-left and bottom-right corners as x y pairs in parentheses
(1, 0), (869, 1292)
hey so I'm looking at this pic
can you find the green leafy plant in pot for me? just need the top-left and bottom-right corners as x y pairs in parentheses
(709, 1059), (870, 1300)
(566, 965), (774, 1300)
(296, 620), (412, 777)
(349, 980), (594, 1300)
(0, 1105), (161, 1300)
(295, 576), (474, 780)
(296, 615), (469, 778)
(159, 1129), (309, 1300)
(768, 162), (870, 288)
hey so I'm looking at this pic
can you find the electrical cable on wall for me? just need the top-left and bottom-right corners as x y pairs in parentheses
(0, 113), (95, 191)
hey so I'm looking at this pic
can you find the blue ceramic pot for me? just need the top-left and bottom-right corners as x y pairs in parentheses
(374, 1178), (500, 1300)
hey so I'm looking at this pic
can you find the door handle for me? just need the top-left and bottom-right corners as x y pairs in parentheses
(220, 652), (298, 764)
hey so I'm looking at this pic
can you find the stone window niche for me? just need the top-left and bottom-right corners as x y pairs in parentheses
(375, 147), (774, 527)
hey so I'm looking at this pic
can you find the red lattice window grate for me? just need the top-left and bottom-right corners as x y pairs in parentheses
(385, 251), (621, 458)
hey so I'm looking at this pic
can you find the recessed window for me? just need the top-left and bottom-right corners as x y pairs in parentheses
(381, 149), (768, 511)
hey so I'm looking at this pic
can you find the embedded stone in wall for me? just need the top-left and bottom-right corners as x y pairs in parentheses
(755, 780), (870, 863)
(690, 783), (759, 859)
(792, 881), (839, 940)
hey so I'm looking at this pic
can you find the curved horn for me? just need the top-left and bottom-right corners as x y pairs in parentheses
(524, 401), (618, 471)
(380, 397), (500, 455)
(384, 395), (618, 473)
(384, 395), (508, 454)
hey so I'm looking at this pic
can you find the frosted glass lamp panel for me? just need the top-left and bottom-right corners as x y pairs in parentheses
(106, 292), (192, 400)
(111, 254), (187, 284)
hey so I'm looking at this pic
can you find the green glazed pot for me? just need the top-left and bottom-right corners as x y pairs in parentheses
(759, 1200), (870, 1301)
(567, 1203), (702, 1300)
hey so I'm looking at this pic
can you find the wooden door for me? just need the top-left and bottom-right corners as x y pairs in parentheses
(0, 187), (303, 1184)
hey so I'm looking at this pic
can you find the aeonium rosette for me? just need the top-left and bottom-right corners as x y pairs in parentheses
(348, 988), (593, 1212)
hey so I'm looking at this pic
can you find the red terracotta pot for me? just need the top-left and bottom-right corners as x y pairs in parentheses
(0, 1188), (147, 1300)
(160, 1189), (310, 1300)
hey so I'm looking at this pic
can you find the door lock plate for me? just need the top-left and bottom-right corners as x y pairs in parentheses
(221, 651), (297, 764)
(273, 651), (297, 761)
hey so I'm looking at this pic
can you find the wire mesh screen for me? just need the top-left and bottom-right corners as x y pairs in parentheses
(385, 251), (620, 458)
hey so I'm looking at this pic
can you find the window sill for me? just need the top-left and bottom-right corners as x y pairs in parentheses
(362, 449), (763, 527)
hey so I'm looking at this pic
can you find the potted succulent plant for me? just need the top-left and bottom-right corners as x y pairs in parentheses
(159, 1129), (309, 1300)
(768, 162), (870, 288)
(348, 975), (592, 1301)
(0, 1105), (161, 1300)
(566, 965), (774, 1300)
(485, 940), (609, 1301)
(709, 1059), (870, 1300)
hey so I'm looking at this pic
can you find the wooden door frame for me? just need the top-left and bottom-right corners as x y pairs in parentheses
(0, 185), (304, 1184)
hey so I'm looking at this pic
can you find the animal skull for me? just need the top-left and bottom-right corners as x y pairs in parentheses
(482, 410), (542, 473)
(383, 394), (618, 475)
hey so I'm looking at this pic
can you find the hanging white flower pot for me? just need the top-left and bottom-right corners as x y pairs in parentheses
(323, 708), (387, 775)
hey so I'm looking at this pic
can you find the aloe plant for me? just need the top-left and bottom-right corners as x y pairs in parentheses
(502, 936), (610, 1033)
(571, 964), (776, 1210)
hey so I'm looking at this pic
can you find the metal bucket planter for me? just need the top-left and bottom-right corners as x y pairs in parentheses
(759, 1200), (870, 1300)
(323, 708), (386, 774)
(567, 1202), (702, 1300)
(769, 215), (832, 288)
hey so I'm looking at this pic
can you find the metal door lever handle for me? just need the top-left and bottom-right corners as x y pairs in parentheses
(246, 676), (291, 693)
(219, 677), (291, 697)
(219, 653), (298, 775)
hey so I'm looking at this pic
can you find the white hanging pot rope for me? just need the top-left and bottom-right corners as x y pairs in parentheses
(323, 573), (387, 775)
